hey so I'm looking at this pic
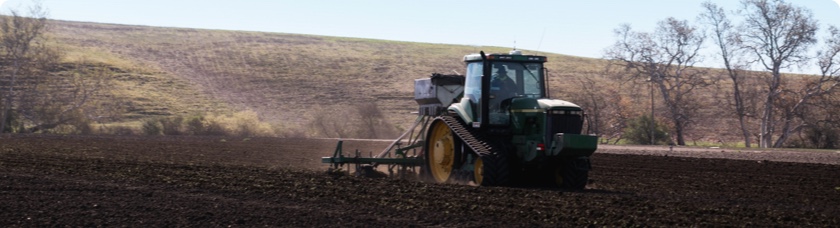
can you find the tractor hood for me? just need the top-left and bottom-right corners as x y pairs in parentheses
(509, 98), (582, 111)
(538, 99), (581, 110)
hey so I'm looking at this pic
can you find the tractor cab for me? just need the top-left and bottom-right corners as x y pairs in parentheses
(460, 50), (548, 130)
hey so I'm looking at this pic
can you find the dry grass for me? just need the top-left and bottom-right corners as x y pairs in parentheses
(47, 20), (606, 133)
(45, 20), (835, 145)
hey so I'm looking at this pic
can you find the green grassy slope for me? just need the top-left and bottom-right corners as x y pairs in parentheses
(50, 20), (606, 132)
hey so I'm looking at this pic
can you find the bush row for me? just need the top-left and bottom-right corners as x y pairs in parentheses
(140, 110), (289, 137)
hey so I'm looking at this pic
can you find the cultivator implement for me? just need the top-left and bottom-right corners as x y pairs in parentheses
(322, 115), (434, 178)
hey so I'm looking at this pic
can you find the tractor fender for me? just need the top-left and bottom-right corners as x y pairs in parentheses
(447, 97), (475, 124)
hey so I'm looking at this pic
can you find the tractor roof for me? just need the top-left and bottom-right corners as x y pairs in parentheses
(463, 50), (547, 63)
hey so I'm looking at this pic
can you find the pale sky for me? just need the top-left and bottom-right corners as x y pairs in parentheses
(1, 0), (839, 74)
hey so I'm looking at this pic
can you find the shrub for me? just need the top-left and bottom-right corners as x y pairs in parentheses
(142, 118), (162, 135)
(185, 116), (205, 135)
(199, 110), (273, 137)
(137, 111), (284, 137)
(798, 123), (839, 149)
(1, 110), (21, 133)
(202, 118), (228, 136)
(307, 106), (353, 138)
(230, 110), (273, 137)
(75, 122), (94, 135)
(273, 122), (306, 138)
(107, 126), (136, 135)
(623, 115), (671, 145)
(159, 116), (184, 135)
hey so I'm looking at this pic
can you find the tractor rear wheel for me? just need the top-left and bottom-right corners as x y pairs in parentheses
(426, 119), (456, 183)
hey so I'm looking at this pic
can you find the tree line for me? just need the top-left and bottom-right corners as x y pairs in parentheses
(582, 0), (840, 148)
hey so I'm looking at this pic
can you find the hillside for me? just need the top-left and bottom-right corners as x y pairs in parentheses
(60, 18), (840, 148)
(49, 20), (609, 135)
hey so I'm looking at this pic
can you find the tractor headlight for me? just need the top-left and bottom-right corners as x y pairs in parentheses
(550, 110), (583, 115)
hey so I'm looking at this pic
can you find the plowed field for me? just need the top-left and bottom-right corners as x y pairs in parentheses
(2, 135), (839, 226)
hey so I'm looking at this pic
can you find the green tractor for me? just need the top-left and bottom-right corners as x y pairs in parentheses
(323, 50), (597, 189)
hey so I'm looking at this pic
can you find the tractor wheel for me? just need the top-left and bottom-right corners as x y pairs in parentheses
(473, 152), (510, 186)
(425, 119), (457, 183)
(555, 158), (590, 190)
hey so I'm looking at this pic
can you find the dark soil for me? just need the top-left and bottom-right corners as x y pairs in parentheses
(1, 135), (839, 226)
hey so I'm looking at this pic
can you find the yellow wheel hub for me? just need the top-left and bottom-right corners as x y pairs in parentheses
(428, 121), (455, 183)
(473, 157), (484, 185)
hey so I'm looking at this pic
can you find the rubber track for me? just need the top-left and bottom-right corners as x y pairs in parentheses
(437, 115), (510, 185)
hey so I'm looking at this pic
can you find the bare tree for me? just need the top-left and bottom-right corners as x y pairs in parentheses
(817, 26), (840, 80)
(736, 0), (819, 148)
(605, 18), (709, 145)
(568, 71), (627, 144)
(18, 61), (110, 133)
(0, 3), (48, 133)
(570, 73), (605, 136)
(797, 85), (840, 148)
(769, 26), (840, 147)
(700, 2), (756, 147)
